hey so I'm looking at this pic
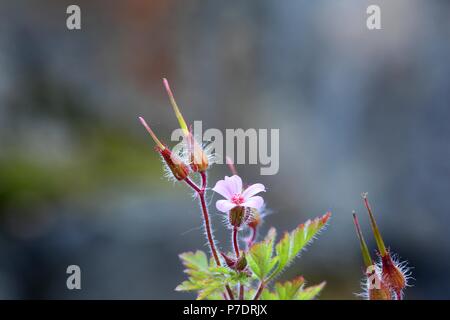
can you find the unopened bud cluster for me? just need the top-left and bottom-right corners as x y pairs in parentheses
(139, 79), (209, 183)
(352, 194), (411, 300)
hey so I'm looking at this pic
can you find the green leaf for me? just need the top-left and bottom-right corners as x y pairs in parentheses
(179, 250), (209, 273)
(296, 282), (326, 300)
(259, 278), (325, 300)
(272, 212), (331, 279)
(258, 277), (304, 300)
(176, 250), (249, 300)
(274, 276), (305, 300)
(247, 228), (278, 280)
(205, 292), (225, 300)
(260, 289), (277, 300)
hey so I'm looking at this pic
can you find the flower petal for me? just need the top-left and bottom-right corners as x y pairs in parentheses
(212, 179), (233, 199)
(224, 175), (243, 195)
(242, 196), (264, 210)
(242, 183), (266, 200)
(216, 200), (236, 213)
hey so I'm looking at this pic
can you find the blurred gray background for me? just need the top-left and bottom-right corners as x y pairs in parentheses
(0, 0), (449, 299)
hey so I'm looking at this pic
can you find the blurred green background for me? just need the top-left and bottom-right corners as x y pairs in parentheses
(0, 0), (449, 299)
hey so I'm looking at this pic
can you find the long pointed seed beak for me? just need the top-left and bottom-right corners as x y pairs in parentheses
(139, 116), (165, 150)
(362, 193), (387, 257)
(163, 78), (189, 136)
(352, 211), (373, 268)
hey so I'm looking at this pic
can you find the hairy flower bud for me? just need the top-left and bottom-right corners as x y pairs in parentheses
(361, 194), (409, 299)
(364, 265), (392, 300)
(159, 147), (190, 181)
(235, 253), (247, 271)
(220, 252), (247, 271)
(139, 116), (190, 181)
(353, 212), (392, 300)
(381, 254), (407, 299)
(163, 78), (209, 172)
(368, 279), (392, 300)
(220, 252), (236, 268)
(247, 209), (262, 230)
(187, 133), (209, 172)
(229, 206), (248, 228)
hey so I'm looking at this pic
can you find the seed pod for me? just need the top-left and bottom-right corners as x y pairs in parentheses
(163, 78), (209, 172)
(139, 116), (190, 181)
(381, 254), (407, 299)
(362, 194), (409, 299)
(187, 133), (209, 172)
(159, 147), (190, 181)
(353, 212), (392, 300)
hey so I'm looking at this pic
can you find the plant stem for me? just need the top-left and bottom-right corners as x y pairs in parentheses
(185, 176), (221, 266)
(199, 190), (221, 265)
(225, 286), (235, 300)
(232, 227), (240, 258)
(253, 281), (265, 300)
(184, 177), (200, 192)
(200, 170), (207, 191)
(239, 283), (245, 300)
(185, 173), (235, 300)
(232, 226), (245, 300)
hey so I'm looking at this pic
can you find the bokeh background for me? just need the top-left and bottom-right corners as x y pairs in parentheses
(0, 0), (449, 299)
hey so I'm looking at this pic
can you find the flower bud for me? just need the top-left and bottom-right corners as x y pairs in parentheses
(235, 253), (247, 271)
(220, 252), (247, 271)
(365, 265), (392, 300)
(361, 194), (409, 299)
(229, 206), (247, 228)
(353, 212), (392, 300)
(381, 253), (407, 299)
(187, 133), (209, 172)
(163, 78), (209, 172)
(369, 288), (391, 300)
(247, 208), (262, 230)
(139, 116), (190, 181)
(220, 252), (236, 268)
(159, 147), (190, 181)
(368, 279), (392, 300)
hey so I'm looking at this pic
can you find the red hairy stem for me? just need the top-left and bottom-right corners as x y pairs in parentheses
(200, 170), (207, 191)
(232, 226), (245, 300)
(199, 191), (221, 266)
(253, 281), (265, 300)
(184, 177), (201, 193)
(186, 173), (235, 300)
(184, 176), (220, 266)
(199, 185), (236, 300)
(233, 227), (240, 258)
(225, 286), (235, 301)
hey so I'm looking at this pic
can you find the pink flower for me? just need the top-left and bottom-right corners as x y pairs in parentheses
(212, 175), (265, 213)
